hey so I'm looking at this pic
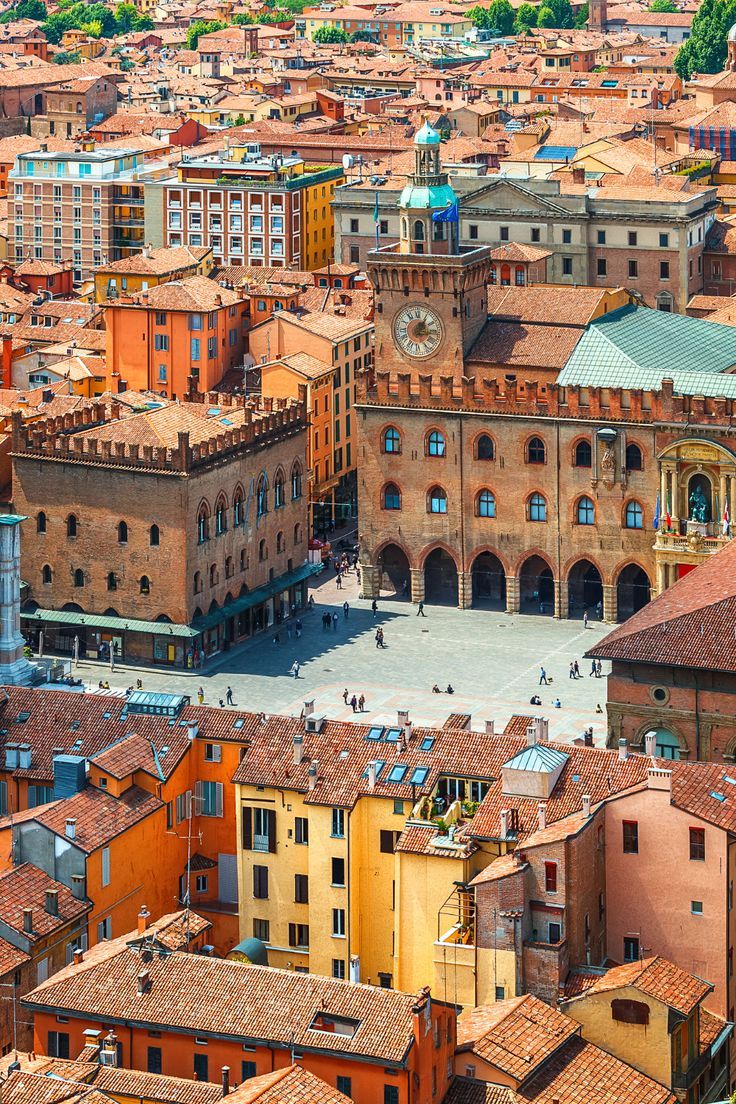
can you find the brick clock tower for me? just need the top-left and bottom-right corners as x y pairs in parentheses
(367, 121), (491, 380)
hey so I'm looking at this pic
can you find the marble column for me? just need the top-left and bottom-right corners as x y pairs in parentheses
(505, 575), (520, 614)
(410, 568), (424, 604)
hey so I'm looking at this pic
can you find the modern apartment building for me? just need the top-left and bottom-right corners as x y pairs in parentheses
(9, 144), (168, 284)
(156, 143), (343, 272)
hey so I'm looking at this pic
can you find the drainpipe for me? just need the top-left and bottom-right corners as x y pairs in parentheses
(694, 673), (700, 760)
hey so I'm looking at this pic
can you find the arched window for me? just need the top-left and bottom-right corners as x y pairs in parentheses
(233, 490), (243, 528)
(139, 575), (150, 595)
(67, 514), (77, 538)
(107, 571), (117, 591)
(426, 430), (446, 457)
(257, 474), (268, 517)
(37, 511), (46, 534)
(274, 471), (285, 509)
(73, 568), (84, 587)
(428, 486), (447, 514)
(277, 531), (285, 553)
(383, 482), (401, 510)
(193, 571), (202, 595)
(42, 564), (52, 584)
(209, 564), (217, 587)
(240, 549), (248, 571)
(197, 506), (209, 544)
(117, 520), (128, 544)
(625, 500), (643, 529)
(382, 426), (401, 454)
(476, 434), (495, 461)
(291, 463), (302, 500)
(573, 440), (592, 468)
(476, 489), (496, 518)
(225, 556), (233, 578)
(294, 523), (302, 545)
(149, 524), (160, 547)
(577, 496), (595, 525)
(528, 493), (547, 522)
(413, 219), (425, 241)
(626, 443), (643, 471)
(526, 437), (546, 465)
(259, 539), (267, 562)
(215, 497), (227, 535)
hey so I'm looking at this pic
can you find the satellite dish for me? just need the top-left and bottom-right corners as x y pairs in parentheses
(342, 153), (355, 171)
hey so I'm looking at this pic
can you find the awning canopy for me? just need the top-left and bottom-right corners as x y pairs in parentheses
(21, 607), (199, 640)
(193, 561), (321, 632)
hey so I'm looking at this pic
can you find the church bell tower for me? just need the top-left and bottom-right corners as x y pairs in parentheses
(367, 120), (491, 378)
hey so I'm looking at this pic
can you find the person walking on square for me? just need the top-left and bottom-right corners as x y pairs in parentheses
(197, 686), (204, 705)
(574, 660), (580, 679)
(371, 599), (378, 617)
(596, 659), (602, 678)
(343, 688), (349, 705)
(343, 601), (350, 619)
(336, 572), (343, 590)
(539, 667), (548, 685)
(332, 612), (338, 631)
(569, 662), (575, 679)
(417, 600), (425, 617)
(226, 686), (234, 706)
(583, 610), (589, 629)
(358, 693), (365, 711)
(589, 659), (597, 677)
(350, 694), (358, 713)
(291, 660), (300, 679)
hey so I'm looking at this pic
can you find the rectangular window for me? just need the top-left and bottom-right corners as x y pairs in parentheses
(562, 257), (573, 276)
(499, 226), (509, 241)
(544, 861), (557, 893)
(242, 1061), (257, 1080)
(562, 228), (572, 243)
(48, 1031), (70, 1058)
(332, 857), (346, 886)
(332, 908), (346, 937)
(659, 232), (669, 247)
(597, 229), (606, 245)
(384, 1086), (399, 1104)
(147, 1047), (162, 1074)
(628, 259), (638, 278)
(660, 261), (670, 279)
(295, 816), (309, 844)
(253, 865), (269, 899)
(288, 923), (309, 948)
(197, 780), (223, 818)
(253, 918), (270, 942)
(691, 900), (703, 915)
(597, 258), (607, 276)
(97, 916), (112, 942)
(194, 1054), (208, 1082)
(337, 1075), (352, 1096)
(531, 227), (541, 242)
(623, 821), (639, 854)
(190, 337), (200, 361)
(469, 224), (478, 240)
(548, 921), (561, 943)
(690, 827), (705, 861)
(204, 743), (221, 762)
(624, 936), (640, 962)
(295, 873), (309, 903)
(495, 986), (505, 1000)
(207, 335), (216, 360)
(332, 808), (345, 837)
(195, 874), (208, 893)
(380, 830), (398, 854)
(101, 846), (110, 888)
(628, 231), (638, 246)
(333, 959), (346, 980)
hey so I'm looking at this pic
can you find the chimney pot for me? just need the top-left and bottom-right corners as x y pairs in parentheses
(644, 732), (656, 757)
(293, 734), (304, 765)
(485, 720), (494, 735)
(137, 906), (150, 934)
(22, 907), (33, 934)
(526, 724), (537, 746)
(65, 817), (76, 840)
(500, 809), (509, 840)
(45, 889), (58, 916)
(367, 760), (378, 790)
(222, 1066), (231, 1097)
(397, 709), (409, 726)
(73, 948), (84, 965)
(537, 802), (547, 831)
(303, 699), (315, 723)
(136, 968), (151, 996)
(618, 738), (629, 761)
(582, 794), (591, 818)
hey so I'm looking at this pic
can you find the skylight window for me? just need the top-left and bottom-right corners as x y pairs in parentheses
(387, 764), (408, 784)
(15, 712), (30, 723)
(366, 726), (384, 741)
(420, 736), (435, 752)
(384, 727), (402, 743)
(710, 791), (726, 802)
(233, 719), (245, 729)
(410, 766), (429, 786)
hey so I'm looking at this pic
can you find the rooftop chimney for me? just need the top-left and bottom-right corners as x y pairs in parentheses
(137, 905), (150, 934)
(22, 908), (32, 934)
(70, 873), (86, 900)
(187, 723), (199, 741)
(65, 818), (76, 840)
(367, 760), (378, 790)
(303, 699), (315, 721)
(308, 760), (318, 791)
(618, 738), (629, 761)
(45, 889), (58, 916)
(18, 744), (31, 770)
(526, 724), (538, 747)
(222, 1066), (231, 1097)
(536, 717), (549, 742)
(485, 720), (495, 735)
(500, 809), (509, 840)
(136, 968), (151, 996)
(293, 733), (304, 765)
(582, 794), (591, 818)
(402, 721), (412, 745)
(644, 732), (656, 757)
(537, 802), (547, 831)
(73, 948), (84, 965)
(397, 709), (409, 727)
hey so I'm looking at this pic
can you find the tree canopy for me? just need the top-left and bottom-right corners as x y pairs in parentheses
(0, 0), (46, 23)
(650, 0), (679, 11)
(514, 2), (538, 32)
(185, 17), (226, 48)
(674, 0), (736, 78)
(41, 0), (151, 42)
(313, 24), (349, 40)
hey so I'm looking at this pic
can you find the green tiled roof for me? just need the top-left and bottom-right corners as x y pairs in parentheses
(558, 304), (736, 390)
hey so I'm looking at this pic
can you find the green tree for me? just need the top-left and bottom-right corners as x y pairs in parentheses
(350, 27), (374, 39)
(536, 5), (556, 26)
(466, 4), (490, 27)
(674, 0), (736, 78)
(487, 0), (515, 33)
(232, 11), (253, 21)
(41, 10), (75, 42)
(574, 1), (588, 25)
(313, 24), (349, 41)
(185, 18), (226, 48)
(114, 2), (138, 30)
(542, 0), (574, 26)
(650, 0), (678, 9)
(52, 47), (80, 61)
(233, 112), (246, 124)
(514, 2), (538, 30)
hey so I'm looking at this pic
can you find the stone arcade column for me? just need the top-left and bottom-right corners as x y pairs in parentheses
(458, 571), (473, 610)
(554, 579), (568, 620)
(360, 563), (380, 600)
(410, 568), (424, 605)
(505, 575), (520, 614)
(602, 583), (617, 624)
(0, 516), (37, 685)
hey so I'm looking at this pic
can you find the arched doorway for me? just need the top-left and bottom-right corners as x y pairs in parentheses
(519, 555), (554, 615)
(378, 543), (410, 598)
(424, 548), (458, 605)
(568, 560), (603, 618)
(472, 552), (506, 609)
(617, 565), (651, 621)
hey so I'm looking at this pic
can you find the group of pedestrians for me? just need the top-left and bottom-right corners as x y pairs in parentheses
(343, 688), (366, 712)
(334, 551), (359, 589)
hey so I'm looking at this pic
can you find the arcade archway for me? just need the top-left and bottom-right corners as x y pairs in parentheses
(377, 544), (410, 597)
(471, 552), (506, 609)
(617, 564), (651, 621)
(519, 555), (554, 615)
(568, 560), (603, 618)
(424, 548), (458, 605)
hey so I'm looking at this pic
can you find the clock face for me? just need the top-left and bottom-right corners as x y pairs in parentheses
(392, 305), (443, 359)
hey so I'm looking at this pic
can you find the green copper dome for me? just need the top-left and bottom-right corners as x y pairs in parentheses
(399, 182), (458, 210)
(415, 120), (441, 146)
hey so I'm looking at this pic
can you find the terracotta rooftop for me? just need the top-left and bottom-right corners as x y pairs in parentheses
(563, 956), (712, 1017)
(24, 948), (427, 1065)
(456, 995), (579, 1081)
(27, 785), (163, 854)
(98, 245), (212, 276)
(116, 274), (240, 312)
(0, 863), (90, 938)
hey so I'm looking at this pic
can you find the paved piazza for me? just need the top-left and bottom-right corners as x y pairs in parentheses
(68, 568), (613, 746)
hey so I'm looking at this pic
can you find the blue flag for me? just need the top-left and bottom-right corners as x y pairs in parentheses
(653, 493), (660, 530)
(432, 200), (458, 223)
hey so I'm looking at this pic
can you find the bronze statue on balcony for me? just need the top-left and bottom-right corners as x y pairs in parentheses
(689, 483), (710, 523)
